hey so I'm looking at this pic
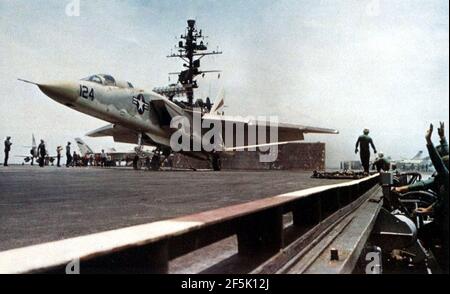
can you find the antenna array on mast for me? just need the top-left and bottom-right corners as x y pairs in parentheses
(166, 19), (222, 106)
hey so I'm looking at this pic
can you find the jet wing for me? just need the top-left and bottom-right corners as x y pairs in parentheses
(202, 114), (338, 149)
(86, 124), (139, 145)
(223, 141), (303, 152)
(87, 123), (168, 147)
(16, 155), (62, 159)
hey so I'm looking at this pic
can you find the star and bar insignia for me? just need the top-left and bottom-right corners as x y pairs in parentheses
(132, 94), (150, 115)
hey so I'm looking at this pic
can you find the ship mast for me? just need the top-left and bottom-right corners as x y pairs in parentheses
(166, 19), (222, 106)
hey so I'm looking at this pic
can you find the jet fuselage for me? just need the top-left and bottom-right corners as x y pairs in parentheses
(41, 78), (165, 137)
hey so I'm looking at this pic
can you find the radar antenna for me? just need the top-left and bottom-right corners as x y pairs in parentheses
(166, 19), (222, 106)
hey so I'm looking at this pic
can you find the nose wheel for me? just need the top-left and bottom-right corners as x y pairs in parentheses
(133, 132), (145, 170)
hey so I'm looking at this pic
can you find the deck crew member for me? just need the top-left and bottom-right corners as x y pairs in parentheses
(56, 146), (63, 167)
(66, 142), (72, 167)
(355, 128), (377, 174)
(394, 122), (448, 195)
(3, 136), (12, 167)
(415, 124), (449, 273)
(372, 152), (390, 172)
(72, 151), (78, 167)
(145, 156), (151, 170)
(29, 148), (35, 166)
(37, 140), (46, 168)
(394, 155), (448, 195)
(101, 150), (107, 167)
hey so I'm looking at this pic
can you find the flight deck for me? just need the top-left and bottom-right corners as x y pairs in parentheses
(0, 166), (349, 251)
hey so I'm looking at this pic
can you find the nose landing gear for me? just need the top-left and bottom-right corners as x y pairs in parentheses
(133, 132), (145, 170)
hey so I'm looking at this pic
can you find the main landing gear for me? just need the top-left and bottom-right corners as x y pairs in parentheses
(210, 152), (222, 171)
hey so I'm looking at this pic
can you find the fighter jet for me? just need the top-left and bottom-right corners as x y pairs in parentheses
(18, 19), (340, 170)
(16, 134), (61, 165)
(19, 74), (338, 170)
(75, 137), (153, 165)
(392, 151), (431, 171)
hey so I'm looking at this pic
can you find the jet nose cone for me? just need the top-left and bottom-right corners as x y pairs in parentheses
(38, 82), (78, 104)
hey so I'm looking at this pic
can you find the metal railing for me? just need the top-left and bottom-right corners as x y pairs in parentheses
(0, 174), (379, 274)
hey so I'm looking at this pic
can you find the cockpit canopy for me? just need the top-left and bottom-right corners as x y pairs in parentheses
(81, 74), (134, 89)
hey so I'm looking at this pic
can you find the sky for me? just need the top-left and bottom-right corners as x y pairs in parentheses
(0, 0), (448, 166)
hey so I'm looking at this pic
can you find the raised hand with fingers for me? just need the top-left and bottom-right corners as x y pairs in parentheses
(438, 121), (445, 139)
(426, 123), (433, 145)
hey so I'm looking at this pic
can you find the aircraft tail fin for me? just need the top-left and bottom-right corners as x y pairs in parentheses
(75, 137), (94, 156)
(210, 88), (225, 114)
(30, 134), (38, 157)
(411, 150), (423, 160)
(22, 134), (38, 157)
(32, 134), (36, 148)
